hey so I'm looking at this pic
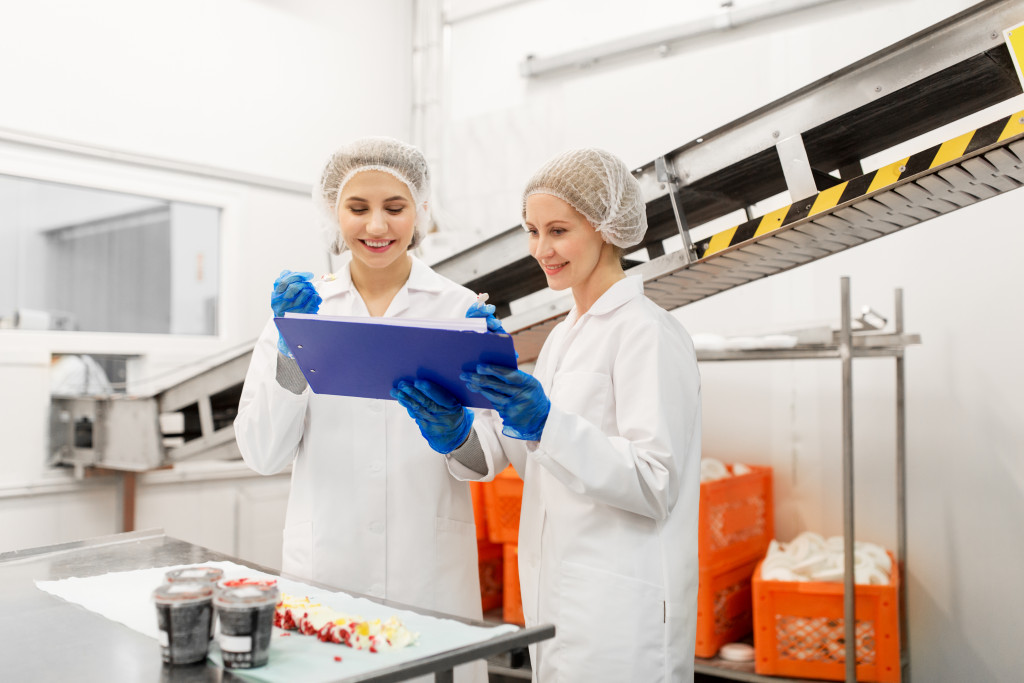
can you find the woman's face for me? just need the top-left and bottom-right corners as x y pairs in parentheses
(337, 170), (417, 270)
(525, 193), (610, 294)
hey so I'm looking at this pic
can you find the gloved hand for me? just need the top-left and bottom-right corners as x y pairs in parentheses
(461, 363), (549, 441)
(271, 270), (322, 357)
(466, 300), (508, 334)
(391, 379), (474, 454)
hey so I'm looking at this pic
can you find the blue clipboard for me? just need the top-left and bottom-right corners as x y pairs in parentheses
(274, 315), (517, 410)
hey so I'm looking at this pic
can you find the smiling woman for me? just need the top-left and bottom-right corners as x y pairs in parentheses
(524, 192), (619, 316)
(233, 136), (488, 683)
(337, 170), (419, 313)
(421, 148), (703, 682)
(313, 137), (430, 257)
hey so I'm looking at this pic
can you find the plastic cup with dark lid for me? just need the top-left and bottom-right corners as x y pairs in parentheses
(165, 567), (224, 641)
(214, 583), (280, 669)
(153, 582), (214, 665)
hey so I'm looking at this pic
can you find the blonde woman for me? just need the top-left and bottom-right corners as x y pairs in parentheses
(395, 148), (702, 681)
(236, 137), (485, 683)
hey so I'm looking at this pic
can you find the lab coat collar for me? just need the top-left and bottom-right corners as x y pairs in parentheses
(404, 254), (448, 293)
(578, 275), (644, 319)
(385, 255), (447, 317)
(314, 252), (446, 310)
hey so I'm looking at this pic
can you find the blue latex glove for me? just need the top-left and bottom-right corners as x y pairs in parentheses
(271, 270), (322, 356)
(466, 300), (508, 334)
(391, 379), (474, 454)
(461, 363), (549, 441)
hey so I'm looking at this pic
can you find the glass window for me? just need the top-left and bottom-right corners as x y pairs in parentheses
(0, 174), (220, 335)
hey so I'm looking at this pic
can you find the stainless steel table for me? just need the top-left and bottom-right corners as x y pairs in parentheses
(0, 529), (553, 682)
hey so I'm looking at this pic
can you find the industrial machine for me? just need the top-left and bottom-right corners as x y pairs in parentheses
(49, 349), (252, 474)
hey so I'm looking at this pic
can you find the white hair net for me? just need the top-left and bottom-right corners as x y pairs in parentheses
(521, 148), (647, 249)
(313, 137), (431, 255)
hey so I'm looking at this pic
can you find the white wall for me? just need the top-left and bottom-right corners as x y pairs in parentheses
(434, 0), (1024, 680)
(0, 0), (413, 569)
(0, 0), (413, 183)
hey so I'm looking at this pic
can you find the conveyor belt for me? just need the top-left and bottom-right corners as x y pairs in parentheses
(429, 1), (1024, 363)
(504, 110), (1024, 362)
(434, 1), (1024, 320)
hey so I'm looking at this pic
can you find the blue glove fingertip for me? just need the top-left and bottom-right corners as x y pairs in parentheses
(277, 335), (293, 358)
(466, 301), (495, 317)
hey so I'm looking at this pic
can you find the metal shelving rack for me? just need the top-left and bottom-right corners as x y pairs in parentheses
(693, 277), (919, 683)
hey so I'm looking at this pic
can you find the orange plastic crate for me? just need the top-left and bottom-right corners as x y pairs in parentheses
(482, 466), (523, 545)
(699, 464), (774, 569)
(470, 481), (487, 540)
(752, 553), (901, 682)
(503, 543), (525, 626)
(477, 538), (503, 612)
(695, 557), (759, 659)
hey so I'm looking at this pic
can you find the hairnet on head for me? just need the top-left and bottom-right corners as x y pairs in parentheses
(314, 136), (431, 255)
(521, 148), (647, 249)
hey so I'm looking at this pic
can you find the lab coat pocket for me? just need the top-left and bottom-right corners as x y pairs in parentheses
(554, 560), (665, 682)
(435, 517), (480, 617)
(550, 371), (612, 431)
(281, 520), (313, 578)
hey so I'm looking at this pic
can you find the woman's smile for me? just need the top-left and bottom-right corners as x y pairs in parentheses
(542, 261), (568, 275)
(361, 238), (395, 252)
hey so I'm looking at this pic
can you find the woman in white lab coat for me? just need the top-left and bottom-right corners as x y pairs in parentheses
(394, 148), (702, 682)
(234, 137), (485, 682)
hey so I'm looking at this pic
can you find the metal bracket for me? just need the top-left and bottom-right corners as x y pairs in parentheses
(855, 306), (888, 331)
(775, 133), (819, 201)
(654, 156), (696, 263)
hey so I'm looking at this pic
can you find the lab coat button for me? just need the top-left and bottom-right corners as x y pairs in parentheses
(369, 521), (384, 534)
(369, 462), (382, 473)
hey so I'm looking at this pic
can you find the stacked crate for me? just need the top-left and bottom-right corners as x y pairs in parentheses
(478, 462), (778, 640)
(752, 552), (901, 681)
(480, 466), (525, 625)
(695, 464), (774, 658)
(470, 481), (503, 612)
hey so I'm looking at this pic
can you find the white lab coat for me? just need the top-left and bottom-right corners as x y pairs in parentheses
(234, 253), (486, 682)
(450, 276), (701, 682)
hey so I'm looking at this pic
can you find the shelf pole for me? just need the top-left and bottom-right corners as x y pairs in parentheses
(840, 277), (856, 683)
(655, 156), (697, 263)
(895, 287), (910, 682)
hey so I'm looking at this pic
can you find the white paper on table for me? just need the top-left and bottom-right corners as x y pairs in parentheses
(36, 561), (519, 682)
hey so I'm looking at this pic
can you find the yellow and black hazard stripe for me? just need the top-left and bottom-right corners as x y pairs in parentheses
(695, 109), (1024, 259)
